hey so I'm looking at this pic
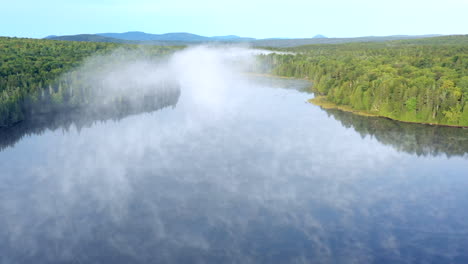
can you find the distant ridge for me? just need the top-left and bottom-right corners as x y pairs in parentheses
(252, 34), (444, 48)
(44, 32), (446, 48)
(98, 31), (207, 41)
(210, 35), (255, 41)
(45, 34), (131, 43)
(313, 34), (327, 38)
(97, 31), (255, 42)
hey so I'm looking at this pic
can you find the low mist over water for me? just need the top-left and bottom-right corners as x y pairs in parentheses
(1, 47), (467, 264)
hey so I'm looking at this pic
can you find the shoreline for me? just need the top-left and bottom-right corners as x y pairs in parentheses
(309, 96), (468, 129)
(252, 74), (467, 129)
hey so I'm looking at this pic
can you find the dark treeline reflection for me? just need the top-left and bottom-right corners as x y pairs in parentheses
(0, 87), (180, 151)
(322, 107), (468, 157)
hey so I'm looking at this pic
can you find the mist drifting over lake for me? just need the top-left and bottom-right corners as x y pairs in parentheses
(0, 46), (467, 264)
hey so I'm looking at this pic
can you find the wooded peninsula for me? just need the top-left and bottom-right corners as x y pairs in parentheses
(262, 35), (468, 127)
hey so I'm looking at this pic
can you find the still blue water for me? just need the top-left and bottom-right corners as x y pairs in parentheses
(0, 77), (467, 264)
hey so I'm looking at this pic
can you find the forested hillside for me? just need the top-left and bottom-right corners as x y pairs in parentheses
(261, 35), (468, 126)
(0, 37), (180, 127)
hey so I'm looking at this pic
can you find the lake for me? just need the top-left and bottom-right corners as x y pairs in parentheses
(1, 75), (467, 264)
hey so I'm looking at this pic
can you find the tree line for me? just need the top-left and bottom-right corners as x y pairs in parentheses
(2, 35), (468, 127)
(0, 37), (181, 127)
(259, 35), (468, 126)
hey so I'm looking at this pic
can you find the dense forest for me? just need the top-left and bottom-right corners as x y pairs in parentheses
(1, 35), (468, 128)
(260, 35), (468, 126)
(0, 37), (180, 127)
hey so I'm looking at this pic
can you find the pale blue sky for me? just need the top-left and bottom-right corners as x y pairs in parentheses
(2, 0), (467, 39)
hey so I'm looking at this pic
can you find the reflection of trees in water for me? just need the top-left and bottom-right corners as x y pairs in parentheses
(2, 91), (467, 263)
(323, 108), (468, 157)
(0, 87), (180, 152)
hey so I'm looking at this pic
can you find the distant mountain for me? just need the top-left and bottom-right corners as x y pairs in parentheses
(44, 34), (191, 46)
(96, 31), (255, 42)
(251, 34), (444, 48)
(210, 35), (256, 42)
(45, 34), (131, 43)
(97, 31), (208, 42)
(313, 34), (327, 38)
(44, 32), (446, 48)
(211, 35), (242, 40)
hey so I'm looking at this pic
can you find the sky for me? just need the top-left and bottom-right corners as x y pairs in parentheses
(1, 0), (467, 39)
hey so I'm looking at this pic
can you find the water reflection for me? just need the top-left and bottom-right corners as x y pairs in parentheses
(0, 77), (467, 264)
(0, 88), (180, 151)
(322, 108), (468, 157)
